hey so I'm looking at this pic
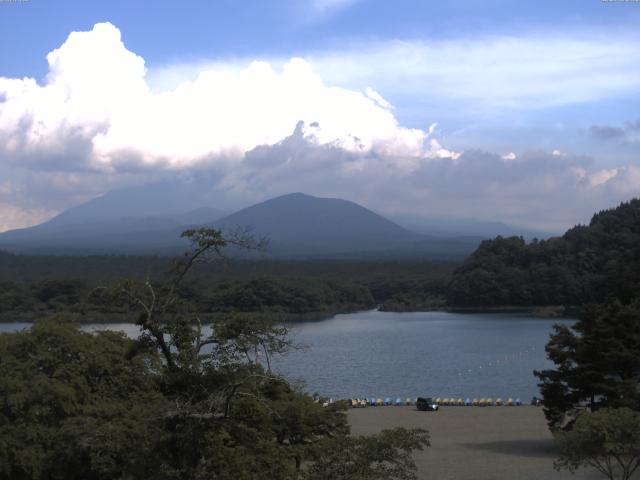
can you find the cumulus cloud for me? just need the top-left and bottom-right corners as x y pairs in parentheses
(0, 23), (639, 234)
(0, 22), (444, 173)
(218, 130), (639, 232)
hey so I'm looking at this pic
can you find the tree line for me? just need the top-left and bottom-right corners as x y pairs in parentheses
(0, 257), (454, 322)
(448, 199), (640, 307)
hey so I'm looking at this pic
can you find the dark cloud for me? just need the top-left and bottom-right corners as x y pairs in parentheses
(588, 119), (640, 144)
(625, 119), (640, 131)
(219, 129), (640, 232)
(588, 124), (626, 141)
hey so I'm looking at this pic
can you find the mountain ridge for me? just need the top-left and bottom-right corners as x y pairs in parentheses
(1, 190), (482, 259)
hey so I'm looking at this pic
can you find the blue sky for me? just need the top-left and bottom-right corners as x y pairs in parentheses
(0, 0), (639, 232)
(3, 0), (639, 78)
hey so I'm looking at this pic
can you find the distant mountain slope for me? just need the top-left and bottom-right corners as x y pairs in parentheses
(447, 198), (640, 306)
(214, 193), (423, 255)
(0, 207), (227, 254)
(392, 215), (555, 240)
(43, 181), (221, 228)
(0, 180), (230, 253)
(0, 190), (481, 259)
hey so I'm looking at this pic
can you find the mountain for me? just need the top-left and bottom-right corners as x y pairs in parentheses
(0, 180), (231, 253)
(212, 193), (481, 259)
(213, 193), (417, 255)
(448, 198), (640, 307)
(0, 182), (228, 255)
(391, 214), (555, 240)
(0, 190), (481, 259)
(0, 207), (227, 254)
(43, 180), (221, 228)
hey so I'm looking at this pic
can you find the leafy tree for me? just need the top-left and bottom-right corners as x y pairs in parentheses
(304, 427), (430, 480)
(535, 299), (640, 430)
(111, 227), (429, 478)
(0, 227), (430, 479)
(0, 317), (165, 480)
(554, 408), (640, 480)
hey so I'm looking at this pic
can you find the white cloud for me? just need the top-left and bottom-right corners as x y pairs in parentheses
(0, 203), (54, 233)
(589, 168), (618, 187)
(146, 31), (640, 123)
(0, 23), (452, 173)
(307, 34), (640, 111)
(0, 23), (639, 234)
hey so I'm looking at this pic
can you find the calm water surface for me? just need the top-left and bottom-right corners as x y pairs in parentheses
(275, 310), (573, 401)
(0, 310), (573, 400)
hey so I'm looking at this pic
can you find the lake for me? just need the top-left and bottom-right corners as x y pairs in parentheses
(0, 310), (573, 401)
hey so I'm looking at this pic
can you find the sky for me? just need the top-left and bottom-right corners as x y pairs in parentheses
(0, 0), (639, 233)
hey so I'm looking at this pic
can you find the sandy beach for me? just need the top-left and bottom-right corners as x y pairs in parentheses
(348, 405), (633, 480)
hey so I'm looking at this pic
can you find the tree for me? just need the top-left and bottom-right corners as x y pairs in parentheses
(0, 227), (429, 479)
(554, 408), (640, 480)
(535, 299), (640, 430)
(0, 317), (166, 480)
(304, 427), (430, 480)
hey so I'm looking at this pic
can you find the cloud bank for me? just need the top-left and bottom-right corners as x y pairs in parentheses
(0, 23), (638, 233)
(0, 22), (447, 172)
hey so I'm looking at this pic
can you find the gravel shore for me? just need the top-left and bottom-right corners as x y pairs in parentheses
(348, 406), (624, 480)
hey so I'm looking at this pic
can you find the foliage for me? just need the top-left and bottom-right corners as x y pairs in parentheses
(535, 299), (640, 430)
(304, 427), (430, 480)
(0, 317), (165, 480)
(0, 228), (430, 479)
(0, 256), (455, 321)
(448, 198), (640, 306)
(554, 408), (640, 480)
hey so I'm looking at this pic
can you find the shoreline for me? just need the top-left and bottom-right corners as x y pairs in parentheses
(0, 303), (579, 324)
(382, 304), (579, 318)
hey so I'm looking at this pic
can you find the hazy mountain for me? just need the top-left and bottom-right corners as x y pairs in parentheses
(391, 214), (555, 240)
(0, 208), (227, 254)
(0, 189), (481, 259)
(213, 193), (419, 255)
(213, 193), (481, 259)
(43, 180), (221, 228)
(0, 179), (230, 253)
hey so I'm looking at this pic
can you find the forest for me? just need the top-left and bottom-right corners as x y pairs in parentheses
(0, 255), (454, 322)
(2, 199), (640, 321)
(447, 199), (640, 308)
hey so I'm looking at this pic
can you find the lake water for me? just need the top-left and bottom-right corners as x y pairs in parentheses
(0, 310), (573, 401)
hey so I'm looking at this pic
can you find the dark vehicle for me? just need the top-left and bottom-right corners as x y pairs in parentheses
(416, 397), (439, 411)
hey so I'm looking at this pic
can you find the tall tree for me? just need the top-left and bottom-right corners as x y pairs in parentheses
(535, 299), (640, 430)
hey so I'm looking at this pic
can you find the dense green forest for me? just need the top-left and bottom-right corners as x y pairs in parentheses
(2, 198), (639, 322)
(0, 254), (455, 322)
(448, 199), (640, 308)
